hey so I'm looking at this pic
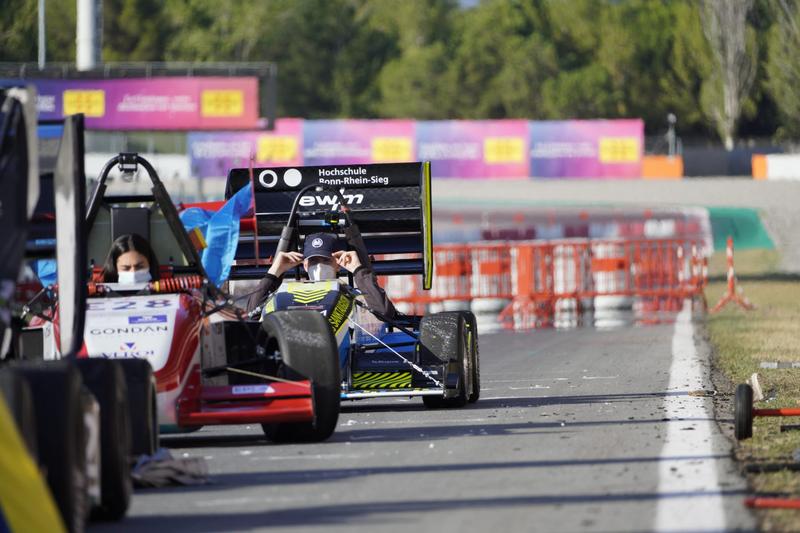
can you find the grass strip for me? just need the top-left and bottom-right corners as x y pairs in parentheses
(706, 250), (800, 531)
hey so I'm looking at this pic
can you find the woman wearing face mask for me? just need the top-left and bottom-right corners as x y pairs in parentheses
(246, 232), (396, 319)
(101, 233), (160, 284)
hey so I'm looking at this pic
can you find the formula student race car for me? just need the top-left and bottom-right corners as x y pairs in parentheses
(2, 91), (137, 532)
(224, 161), (480, 407)
(22, 152), (342, 444)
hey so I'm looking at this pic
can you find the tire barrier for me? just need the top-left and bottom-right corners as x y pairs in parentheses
(382, 237), (707, 331)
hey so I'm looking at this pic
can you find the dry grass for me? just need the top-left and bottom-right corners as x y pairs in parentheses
(706, 250), (800, 531)
(706, 248), (781, 278)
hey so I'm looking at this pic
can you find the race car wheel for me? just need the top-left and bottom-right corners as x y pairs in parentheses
(260, 310), (341, 443)
(0, 368), (38, 457)
(464, 312), (481, 404)
(420, 312), (469, 409)
(15, 361), (88, 533)
(75, 359), (132, 521)
(734, 383), (754, 440)
(117, 359), (159, 457)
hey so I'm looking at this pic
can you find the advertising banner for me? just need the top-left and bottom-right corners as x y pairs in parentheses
(187, 119), (303, 178)
(416, 120), (529, 178)
(302, 120), (415, 166)
(1, 77), (259, 130)
(529, 119), (643, 179)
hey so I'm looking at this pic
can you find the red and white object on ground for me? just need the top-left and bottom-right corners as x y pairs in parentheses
(710, 236), (754, 314)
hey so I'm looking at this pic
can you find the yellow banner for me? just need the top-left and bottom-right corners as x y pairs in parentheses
(257, 136), (299, 163)
(201, 90), (244, 117)
(483, 137), (524, 163)
(62, 90), (105, 117)
(371, 137), (413, 162)
(598, 137), (639, 163)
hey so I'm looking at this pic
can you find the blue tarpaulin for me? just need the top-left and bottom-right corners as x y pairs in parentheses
(180, 183), (252, 286)
(33, 258), (57, 287)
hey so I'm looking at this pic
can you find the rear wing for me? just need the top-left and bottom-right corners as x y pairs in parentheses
(225, 162), (433, 289)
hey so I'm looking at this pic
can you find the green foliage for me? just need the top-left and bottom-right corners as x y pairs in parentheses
(104, 0), (170, 61)
(1, 0), (799, 141)
(765, 1), (800, 138)
(0, 0), (38, 62)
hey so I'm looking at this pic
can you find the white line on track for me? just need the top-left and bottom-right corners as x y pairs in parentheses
(653, 300), (745, 531)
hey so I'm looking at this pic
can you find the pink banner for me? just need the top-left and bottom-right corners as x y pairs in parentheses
(302, 120), (416, 166)
(530, 120), (644, 178)
(21, 77), (259, 130)
(188, 119), (303, 178)
(416, 120), (529, 178)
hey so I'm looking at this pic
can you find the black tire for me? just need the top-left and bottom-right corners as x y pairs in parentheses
(0, 369), (38, 457)
(464, 312), (480, 404)
(14, 361), (88, 533)
(116, 359), (158, 457)
(75, 359), (132, 521)
(260, 310), (340, 443)
(735, 383), (754, 440)
(420, 312), (469, 409)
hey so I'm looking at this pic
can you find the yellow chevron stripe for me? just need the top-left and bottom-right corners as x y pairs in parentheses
(352, 372), (412, 389)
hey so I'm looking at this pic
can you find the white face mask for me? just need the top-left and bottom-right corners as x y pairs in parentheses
(308, 263), (336, 281)
(117, 269), (152, 285)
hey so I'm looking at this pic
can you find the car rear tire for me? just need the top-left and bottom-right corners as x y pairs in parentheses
(420, 312), (469, 409)
(260, 310), (340, 443)
(734, 383), (754, 440)
(75, 359), (132, 521)
(15, 361), (88, 533)
(0, 368), (38, 457)
(464, 312), (480, 404)
(117, 359), (159, 457)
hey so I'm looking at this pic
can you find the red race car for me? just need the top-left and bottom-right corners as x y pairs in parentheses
(26, 153), (340, 443)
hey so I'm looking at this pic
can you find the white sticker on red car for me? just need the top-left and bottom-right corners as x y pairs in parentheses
(231, 385), (275, 395)
(83, 294), (180, 371)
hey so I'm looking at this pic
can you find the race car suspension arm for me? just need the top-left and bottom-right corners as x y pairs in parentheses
(349, 318), (442, 388)
(347, 292), (419, 341)
(202, 363), (308, 388)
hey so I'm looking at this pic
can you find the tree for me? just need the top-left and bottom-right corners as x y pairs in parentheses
(445, 0), (556, 118)
(493, 33), (559, 119)
(377, 42), (452, 118)
(0, 0), (38, 62)
(103, 0), (171, 61)
(699, 0), (758, 150)
(0, 0), (75, 63)
(766, 0), (800, 138)
(369, 0), (457, 118)
(660, 1), (713, 137)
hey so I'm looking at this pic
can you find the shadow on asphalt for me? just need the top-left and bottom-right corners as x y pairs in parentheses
(343, 390), (702, 414)
(102, 489), (752, 532)
(160, 433), (269, 448)
(162, 391), (729, 449)
(129, 453), (733, 494)
(163, 417), (723, 451)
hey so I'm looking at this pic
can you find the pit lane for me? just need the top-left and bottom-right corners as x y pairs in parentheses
(95, 307), (754, 532)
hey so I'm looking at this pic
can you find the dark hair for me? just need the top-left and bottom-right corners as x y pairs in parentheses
(101, 233), (160, 282)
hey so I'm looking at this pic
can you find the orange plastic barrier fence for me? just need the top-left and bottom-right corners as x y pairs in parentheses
(382, 238), (707, 329)
(641, 155), (683, 180)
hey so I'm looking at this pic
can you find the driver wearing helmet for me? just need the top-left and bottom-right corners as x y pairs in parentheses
(246, 231), (396, 319)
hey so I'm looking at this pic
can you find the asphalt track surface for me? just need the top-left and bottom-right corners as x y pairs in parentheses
(96, 306), (756, 533)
